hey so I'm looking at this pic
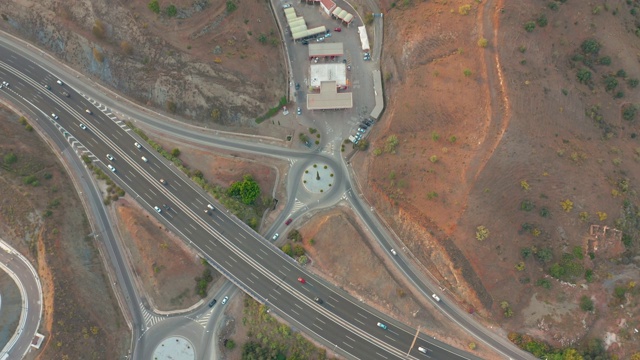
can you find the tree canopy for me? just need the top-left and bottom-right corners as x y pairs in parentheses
(228, 175), (261, 205)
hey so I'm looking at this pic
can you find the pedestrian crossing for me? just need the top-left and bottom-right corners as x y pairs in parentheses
(291, 198), (306, 213)
(139, 302), (165, 328)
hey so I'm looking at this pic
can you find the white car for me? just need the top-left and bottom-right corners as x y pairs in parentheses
(1, 81), (8, 87)
(106, 154), (114, 161)
(56, 79), (64, 85)
(432, 293), (441, 302)
(272, 233), (279, 240)
(222, 296), (229, 305)
(107, 164), (116, 172)
(79, 123), (87, 130)
(282, 106), (289, 115)
(135, 142), (142, 149)
(207, 204), (215, 210)
(85, 109), (92, 115)
(154, 206), (162, 213)
(141, 156), (148, 162)
(390, 248), (397, 256)
(418, 346), (428, 354)
(51, 113), (59, 120)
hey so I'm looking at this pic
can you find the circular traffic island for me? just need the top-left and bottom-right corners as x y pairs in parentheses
(301, 163), (335, 194)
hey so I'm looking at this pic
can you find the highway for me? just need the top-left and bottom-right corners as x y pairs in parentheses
(0, 32), (538, 359)
(0, 43), (479, 360)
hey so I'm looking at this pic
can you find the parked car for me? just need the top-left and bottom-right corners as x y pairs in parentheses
(295, 83), (300, 90)
(347, 65), (351, 71)
(297, 277), (305, 283)
(377, 322), (388, 330)
(282, 3), (291, 8)
(282, 106), (289, 115)
(334, 27), (342, 32)
(285, 218), (293, 225)
(302, 40), (309, 45)
(325, 33), (332, 38)
(297, 107), (301, 115)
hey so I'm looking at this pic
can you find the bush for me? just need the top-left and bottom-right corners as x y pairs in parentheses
(281, 244), (293, 257)
(623, 105), (637, 121)
(458, 4), (471, 15)
(580, 295), (594, 311)
(364, 12), (374, 25)
(520, 199), (535, 211)
(3, 152), (17, 165)
(536, 14), (548, 27)
(560, 199), (573, 212)
(23, 175), (39, 186)
(171, 148), (181, 157)
(548, 2), (559, 10)
(536, 278), (552, 289)
(598, 56), (611, 65)
(476, 225), (489, 241)
(227, 175), (261, 205)
(604, 76), (618, 91)
(628, 78), (639, 88)
(165, 4), (177, 17)
(120, 41), (133, 55)
(293, 244), (305, 257)
(521, 247), (532, 259)
(535, 248), (553, 263)
(384, 135), (399, 153)
(524, 21), (536, 32)
(577, 68), (592, 84)
(477, 37), (488, 48)
(616, 69), (627, 78)
(92, 20), (106, 39)
(166, 100), (177, 113)
(225, 339), (236, 350)
(463, 68), (472, 77)
(226, 0), (237, 12)
(581, 39), (601, 54)
(92, 48), (104, 63)
(148, 0), (160, 13)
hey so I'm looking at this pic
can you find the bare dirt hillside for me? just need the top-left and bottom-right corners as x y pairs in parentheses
(357, 0), (640, 357)
(0, 0), (286, 126)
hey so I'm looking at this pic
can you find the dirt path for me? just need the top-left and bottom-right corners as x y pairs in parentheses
(464, 0), (510, 186)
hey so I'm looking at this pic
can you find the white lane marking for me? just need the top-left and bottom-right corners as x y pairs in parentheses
(357, 312), (367, 318)
(278, 270), (287, 277)
(246, 277), (254, 284)
(290, 308), (300, 316)
(315, 317), (325, 324)
(294, 303), (303, 310)
(238, 232), (246, 239)
(184, 228), (193, 235)
(224, 260), (233, 267)
(204, 244), (212, 251)
(353, 318), (364, 325)
(272, 288), (281, 295)
(312, 323), (323, 331)
(328, 295), (339, 302)
(250, 272), (259, 279)
(375, 352), (389, 359)
(189, 223), (197, 231)
(342, 342), (353, 349)
(345, 335), (356, 342)
(384, 335), (396, 342)
(229, 256), (238, 263)
(255, 253), (264, 260)
(260, 248), (268, 255)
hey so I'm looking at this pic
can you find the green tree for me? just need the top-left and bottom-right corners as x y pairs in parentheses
(281, 244), (293, 256)
(293, 244), (305, 257)
(580, 295), (594, 311)
(3, 152), (17, 165)
(227, 175), (261, 205)
(171, 148), (181, 157)
(226, 0), (237, 12)
(364, 12), (374, 25)
(524, 21), (536, 32)
(165, 4), (177, 17)
(581, 39), (601, 54)
(225, 339), (236, 349)
(577, 68), (592, 84)
(148, 0), (161, 13)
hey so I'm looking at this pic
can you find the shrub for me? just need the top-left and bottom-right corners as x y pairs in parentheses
(92, 48), (104, 63)
(166, 100), (177, 113)
(627, 78), (639, 88)
(171, 148), (181, 157)
(364, 12), (374, 25)
(536, 278), (552, 289)
(281, 244), (293, 256)
(92, 20), (106, 39)
(476, 225), (489, 241)
(384, 135), (399, 153)
(427, 191), (438, 200)
(536, 14), (548, 27)
(293, 244), (305, 257)
(165, 4), (177, 17)
(577, 68), (592, 84)
(520, 180), (530, 191)
(596, 211), (607, 221)
(521, 247), (532, 259)
(431, 131), (440, 141)
(515, 262), (525, 271)
(477, 37), (488, 48)
(520, 199), (535, 211)
(614, 286), (627, 300)
(524, 21), (536, 32)
(539, 207), (550, 218)
(227, 175), (261, 205)
(429, 155), (438, 163)
(604, 76), (618, 91)
(580, 296), (594, 311)
(616, 69), (627, 78)
(548, 2), (559, 10)
(623, 105), (637, 121)
(560, 199), (573, 212)
(448, 135), (457, 143)
(458, 4), (471, 15)
(535, 248), (553, 263)
(226, 0), (237, 12)
(120, 41), (133, 55)
(581, 39), (601, 54)
(598, 56), (611, 65)
(4, 152), (17, 165)
(463, 68), (472, 77)
(585, 269), (594, 282)
(148, 0), (160, 13)
(225, 339), (236, 350)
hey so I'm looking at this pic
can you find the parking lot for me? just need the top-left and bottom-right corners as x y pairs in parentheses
(275, 0), (378, 148)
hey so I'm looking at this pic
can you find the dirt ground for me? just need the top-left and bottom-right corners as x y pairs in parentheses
(354, 0), (640, 356)
(0, 105), (129, 359)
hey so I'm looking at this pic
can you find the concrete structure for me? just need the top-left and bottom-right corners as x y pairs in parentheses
(320, 0), (336, 15)
(370, 69), (384, 119)
(309, 63), (347, 88)
(289, 17), (306, 28)
(343, 13), (354, 25)
(358, 26), (370, 52)
(307, 81), (353, 110)
(331, 6), (354, 26)
(309, 43), (344, 58)
(293, 26), (327, 40)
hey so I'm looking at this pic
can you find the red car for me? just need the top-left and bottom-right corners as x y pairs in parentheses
(297, 277), (306, 283)
(285, 218), (293, 225)
(334, 27), (342, 32)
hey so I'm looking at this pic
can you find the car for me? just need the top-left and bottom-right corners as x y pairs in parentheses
(141, 156), (148, 162)
(295, 83), (300, 90)
(377, 322), (388, 330)
(51, 113), (59, 120)
(45, 84), (51, 90)
(208, 299), (217, 307)
(316, 37), (324, 42)
(418, 346), (428, 354)
(85, 109), (92, 115)
(107, 164), (116, 172)
(106, 154), (114, 161)
(221, 296), (229, 305)
(2, 81), (9, 87)
(135, 142), (142, 149)
(154, 206), (162, 213)
(207, 204), (215, 211)
(334, 27), (342, 32)
(282, 106), (289, 115)
(162, 204), (168, 209)
(285, 218), (293, 225)
(325, 33), (332, 38)
(347, 65), (351, 71)
(282, 3), (291, 8)
(390, 248), (397, 256)
(61, 91), (70, 97)
(314, 297), (323, 304)
(358, 128), (365, 133)
(432, 293), (441, 302)
(297, 107), (301, 115)
(56, 80), (64, 86)
(159, 178), (167, 185)
(365, 119), (374, 126)
(342, 59), (347, 63)
(301, 40), (309, 45)
(272, 233), (279, 240)
(79, 123), (87, 130)
(297, 277), (306, 283)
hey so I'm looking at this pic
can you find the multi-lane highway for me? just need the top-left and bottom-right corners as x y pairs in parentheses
(0, 43), (480, 360)
(0, 32), (538, 359)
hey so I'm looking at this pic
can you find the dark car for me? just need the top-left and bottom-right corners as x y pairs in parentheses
(314, 297), (323, 304)
(208, 299), (217, 307)
(302, 40), (309, 45)
(61, 91), (70, 97)
(295, 83), (300, 90)
(285, 218), (293, 225)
